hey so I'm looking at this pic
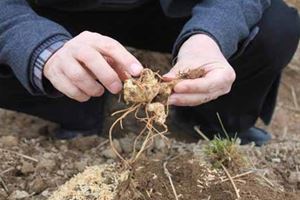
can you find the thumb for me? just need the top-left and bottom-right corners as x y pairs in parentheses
(163, 59), (186, 81)
(163, 68), (178, 80)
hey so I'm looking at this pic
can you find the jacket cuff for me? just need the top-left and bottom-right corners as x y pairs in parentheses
(30, 35), (70, 97)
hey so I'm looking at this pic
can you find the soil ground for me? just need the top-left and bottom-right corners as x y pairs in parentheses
(1, 1), (300, 200)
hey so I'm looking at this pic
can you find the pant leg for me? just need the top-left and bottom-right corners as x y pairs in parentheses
(0, 69), (105, 130)
(175, 0), (300, 137)
(1, 0), (298, 133)
(32, 0), (186, 53)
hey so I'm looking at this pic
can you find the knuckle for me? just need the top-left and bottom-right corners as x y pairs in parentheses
(224, 86), (232, 94)
(102, 37), (119, 52)
(74, 31), (100, 43)
(226, 69), (236, 83)
(78, 96), (90, 102)
(103, 74), (119, 86)
(64, 40), (78, 50)
(176, 98), (186, 106)
(69, 88), (89, 102)
(90, 86), (103, 96)
(69, 70), (85, 82)
(69, 88), (81, 99)
(212, 95), (219, 100)
(76, 47), (92, 62)
(80, 31), (93, 38)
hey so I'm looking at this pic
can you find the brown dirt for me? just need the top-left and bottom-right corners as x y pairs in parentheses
(1, 1), (300, 199)
(129, 154), (298, 200)
(45, 152), (299, 200)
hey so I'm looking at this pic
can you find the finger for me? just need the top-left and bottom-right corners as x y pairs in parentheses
(173, 73), (226, 94)
(87, 33), (143, 76)
(163, 68), (177, 80)
(49, 71), (90, 102)
(73, 46), (122, 94)
(163, 58), (191, 79)
(168, 93), (219, 107)
(62, 57), (105, 97)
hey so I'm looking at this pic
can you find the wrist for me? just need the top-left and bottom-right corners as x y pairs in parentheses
(178, 34), (225, 63)
(30, 36), (69, 96)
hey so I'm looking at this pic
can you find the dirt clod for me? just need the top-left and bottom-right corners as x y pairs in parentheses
(8, 190), (29, 199)
(288, 172), (300, 184)
(37, 158), (56, 171)
(21, 161), (35, 175)
(29, 176), (48, 194)
(48, 164), (129, 200)
(0, 135), (18, 147)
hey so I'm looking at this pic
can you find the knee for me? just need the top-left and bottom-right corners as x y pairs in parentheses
(281, 6), (300, 46)
(258, 1), (300, 69)
(277, 6), (300, 67)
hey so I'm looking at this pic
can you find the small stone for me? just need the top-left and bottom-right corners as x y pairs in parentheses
(21, 161), (35, 174)
(74, 160), (88, 172)
(43, 152), (55, 159)
(59, 145), (68, 152)
(91, 157), (105, 166)
(8, 190), (29, 199)
(106, 159), (115, 164)
(288, 172), (300, 183)
(41, 190), (50, 198)
(0, 136), (18, 147)
(0, 190), (7, 199)
(29, 177), (48, 194)
(271, 158), (281, 163)
(69, 136), (101, 151)
(37, 159), (56, 171)
(154, 137), (166, 150)
(101, 149), (117, 159)
(57, 170), (64, 176)
(119, 137), (133, 153)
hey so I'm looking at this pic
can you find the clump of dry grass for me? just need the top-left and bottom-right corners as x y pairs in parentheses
(48, 164), (129, 200)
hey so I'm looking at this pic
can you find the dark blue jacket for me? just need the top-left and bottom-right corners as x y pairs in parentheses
(0, 0), (270, 95)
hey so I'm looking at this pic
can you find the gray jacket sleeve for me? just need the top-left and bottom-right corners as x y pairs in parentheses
(0, 0), (72, 95)
(173, 0), (271, 58)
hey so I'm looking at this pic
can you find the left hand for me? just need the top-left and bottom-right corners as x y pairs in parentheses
(163, 34), (236, 106)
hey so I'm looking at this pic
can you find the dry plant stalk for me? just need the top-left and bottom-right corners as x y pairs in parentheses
(109, 67), (205, 168)
(221, 164), (240, 199)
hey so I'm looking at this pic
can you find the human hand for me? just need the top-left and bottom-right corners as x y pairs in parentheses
(44, 31), (143, 102)
(164, 34), (236, 106)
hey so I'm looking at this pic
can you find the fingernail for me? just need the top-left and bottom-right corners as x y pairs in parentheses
(129, 63), (143, 76)
(110, 81), (122, 94)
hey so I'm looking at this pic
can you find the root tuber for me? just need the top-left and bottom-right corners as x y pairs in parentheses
(109, 67), (205, 167)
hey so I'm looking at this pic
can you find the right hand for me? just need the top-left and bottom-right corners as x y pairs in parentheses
(44, 31), (143, 102)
